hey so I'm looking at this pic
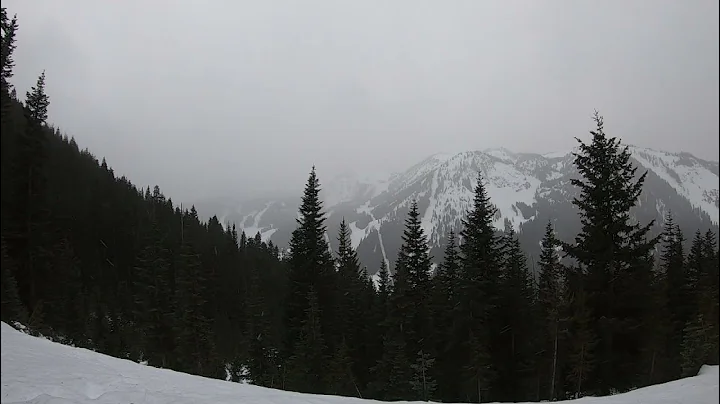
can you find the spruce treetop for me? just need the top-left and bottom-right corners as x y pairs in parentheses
(566, 111), (658, 266)
(395, 200), (432, 288)
(25, 70), (49, 124)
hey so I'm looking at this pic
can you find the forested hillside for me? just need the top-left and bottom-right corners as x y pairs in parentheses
(1, 8), (718, 403)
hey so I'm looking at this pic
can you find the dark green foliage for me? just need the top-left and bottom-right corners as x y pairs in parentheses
(410, 350), (437, 401)
(429, 230), (464, 402)
(562, 112), (659, 394)
(325, 338), (360, 397)
(537, 221), (563, 400)
(369, 323), (412, 400)
(457, 175), (501, 402)
(495, 228), (538, 402)
(285, 167), (336, 367)
(370, 201), (432, 400)
(564, 276), (596, 399)
(174, 235), (213, 375)
(284, 287), (327, 393)
(25, 71), (49, 124)
(0, 237), (26, 324)
(333, 218), (374, 391)
(391, 200), (433, 356)
(1, 8), (19, 90)
(661, 213), (690, 379)
(693, 230), (719, 366)
(680, 314), (714, 377)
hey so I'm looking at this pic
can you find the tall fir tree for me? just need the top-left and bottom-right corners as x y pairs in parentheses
(660, 213), (689, 379)
(285, 167), (336, 361)
(430, 230), (464, 402)
(131, 219), (174, 368)
(392, 200), (433, 356)
(457, 174), (501, 402)
(537, 220), (563, 400)
(372, 202), (433, 400)
(562, 112), (658, 393)
(495, 228), (537, 401)
(25, 71), (49, 124)
(410, 349), (437, 401)
(173, 214), (213, 376)
(284, 287), (328, 393)
(1, 8), (18, 92)
(333, 218), (372, 392)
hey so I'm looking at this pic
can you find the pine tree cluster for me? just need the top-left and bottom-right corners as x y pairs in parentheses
(1, 9), (718, 403)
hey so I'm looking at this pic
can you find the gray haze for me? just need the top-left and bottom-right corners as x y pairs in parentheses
(5, 0), (719, 204)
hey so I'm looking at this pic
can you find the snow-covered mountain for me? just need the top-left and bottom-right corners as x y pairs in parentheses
(2, 321), (717, 403)
(196, 146), (719, 274)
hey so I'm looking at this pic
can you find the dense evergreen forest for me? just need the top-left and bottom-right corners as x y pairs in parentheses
(1, 8), (718, 402)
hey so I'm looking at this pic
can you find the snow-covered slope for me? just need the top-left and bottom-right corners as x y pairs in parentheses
(1, 322), (718, 404)
(195, 146), (719, 274)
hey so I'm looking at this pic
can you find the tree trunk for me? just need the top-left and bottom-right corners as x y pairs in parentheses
(649, 350), (656, 384)
(577, 344), (584, 397)
(550, 320), (559, 400)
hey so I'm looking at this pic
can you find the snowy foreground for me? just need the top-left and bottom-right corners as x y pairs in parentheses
(1, 322), (718, 404)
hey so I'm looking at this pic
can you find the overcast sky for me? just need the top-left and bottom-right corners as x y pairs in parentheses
(5, 0), (719, 204)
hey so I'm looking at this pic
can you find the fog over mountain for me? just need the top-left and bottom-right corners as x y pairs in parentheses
(5, 0), (719, 205)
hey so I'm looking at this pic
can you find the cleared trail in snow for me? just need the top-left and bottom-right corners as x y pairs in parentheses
(1, 322), (718, 404)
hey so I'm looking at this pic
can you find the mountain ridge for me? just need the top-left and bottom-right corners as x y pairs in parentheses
(195, 145), (719, 273)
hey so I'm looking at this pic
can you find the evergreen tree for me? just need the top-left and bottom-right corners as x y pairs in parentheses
(660, 213), (688, 379)
(1, 8), (19, 92)
(42, 235), (84, 342)
(285, 167), (336, 359)
(245, 259), (280, 387)
(563, 112), (658, 393)
(696, 230), (719, 365)
(333, 218), (373, 391)
(537, 220), (563, 400)
(0, 237), (26, 323)
(131, 220), (174, 367)
(25, 71), (49, 124)
(174, 232), (213, 375)
(370, 323), (412, 400)
(430, 230), (463, 402)
(325, 337), (360, 397)
(367, 259), (391, 395)
(495, 228), (537, 401)
(410, 350), (437, 401)
(392, 200), (433, 356)
(680, 314), (714, 377)
(284, 287), (327, 393)
(644, 249), (672, 385)
(376, 259), (391, 301)
(372, 202), (432, 399)
(457, 174), (501, 401)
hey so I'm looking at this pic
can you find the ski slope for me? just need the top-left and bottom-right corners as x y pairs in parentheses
(1, 322), (718, 404)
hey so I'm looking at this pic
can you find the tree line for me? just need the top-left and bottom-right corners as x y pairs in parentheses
(1, 8), (718, 402)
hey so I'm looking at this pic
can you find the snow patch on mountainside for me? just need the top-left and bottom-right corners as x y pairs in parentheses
(239, 202), (276, 240)
(421, 170), (440, 239)
(484, 147), (519, 164)
(486, 161), (542, 230)
(2, 321), (718, 404)
(631, 147), (719, 224)
(349, 221), (366, 250)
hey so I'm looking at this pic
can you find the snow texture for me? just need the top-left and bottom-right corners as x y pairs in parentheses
(1, 322), (718, 403)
